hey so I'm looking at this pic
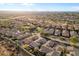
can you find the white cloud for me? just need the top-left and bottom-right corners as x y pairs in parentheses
(70, 6), (79, 11)
(21, 3), (35, 6)
(0, 9), (26, 11)
(0, 0), (79, 3)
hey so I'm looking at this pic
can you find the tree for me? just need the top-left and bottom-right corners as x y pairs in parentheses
(36, 27), (43, 33)
(70, 36), (78, 45)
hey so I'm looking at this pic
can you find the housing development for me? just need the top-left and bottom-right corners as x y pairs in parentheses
(0, 11), (79, 56)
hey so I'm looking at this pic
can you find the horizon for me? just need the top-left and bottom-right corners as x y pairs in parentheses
(0, 10), (79, 12)
(0, 3), (79, 11)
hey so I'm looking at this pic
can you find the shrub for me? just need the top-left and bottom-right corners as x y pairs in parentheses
(36, 27), (43, 33)
(70, 36), (78, 45)
(22, 44), (29, 49)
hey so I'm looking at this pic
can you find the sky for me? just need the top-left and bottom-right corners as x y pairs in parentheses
(0, 3), (79, 11)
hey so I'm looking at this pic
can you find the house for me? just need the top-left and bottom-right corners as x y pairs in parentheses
(66, 46), (76, 56)
(29, 41), (40, 48)
(62, 24), (68, 30)
(46, 51), (61, 56)
(55, 45), (65, 52)
(43, 28), (54, 35)
(68, 25), (74, 30)
(55, 25), (62, 29)
(39, 45), (53, 53)
(43, 40), (55, 48)
(62, 30), (70, 37)
(20, 35), (38, 45)
(66, 46), (75, 52)
(39, 40), (56, 53)
(34, 37), (47, 45)
(74, 24), (79, 30)
(54, 29), (61, 36)
(70, 31), (78, 37)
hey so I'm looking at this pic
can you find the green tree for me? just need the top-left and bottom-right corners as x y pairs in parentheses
(70, 36), (78, 45)
(36, 27), (43, 33)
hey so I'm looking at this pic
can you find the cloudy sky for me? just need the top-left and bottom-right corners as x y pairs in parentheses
(0, 3), (79, 11)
